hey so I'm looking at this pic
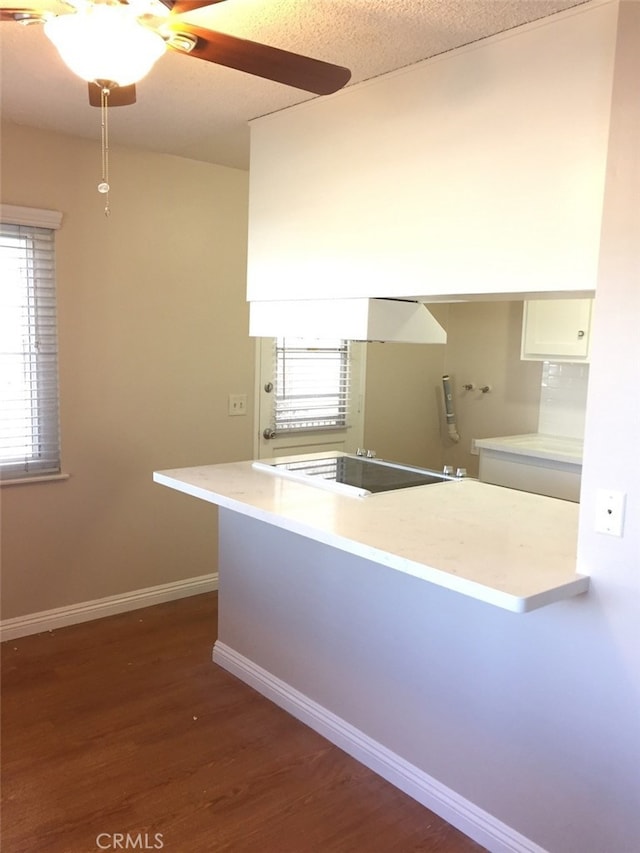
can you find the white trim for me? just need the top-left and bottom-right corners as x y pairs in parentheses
(0, 574), (218, 642)
(0, 203), (63, 229)
(213, 641), (549, 853)
(1, 472), (70, 487)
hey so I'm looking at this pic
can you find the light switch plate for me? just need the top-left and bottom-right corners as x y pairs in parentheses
(228, 394), (247, 416)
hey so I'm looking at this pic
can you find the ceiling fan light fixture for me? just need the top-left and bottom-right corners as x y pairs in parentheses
(44, 5), (166, 87)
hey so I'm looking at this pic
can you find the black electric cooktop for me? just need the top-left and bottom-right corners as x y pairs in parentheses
(256, 454), (453, 495)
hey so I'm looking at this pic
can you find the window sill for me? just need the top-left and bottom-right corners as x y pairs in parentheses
(0, 472), (70, 487)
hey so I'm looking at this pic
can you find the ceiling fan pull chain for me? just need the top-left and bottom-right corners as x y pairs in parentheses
(98, 85), (111, 217)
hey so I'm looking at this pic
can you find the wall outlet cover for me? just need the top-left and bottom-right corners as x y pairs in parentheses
(595, 489), (626, 537)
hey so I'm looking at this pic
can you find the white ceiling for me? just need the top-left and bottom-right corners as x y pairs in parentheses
(1, 0), (587, 170)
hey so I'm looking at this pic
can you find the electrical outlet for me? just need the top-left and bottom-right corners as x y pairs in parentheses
(595, 489), (626, 537)
(228, 394), (247, 416)
(470, 439), (479, 456)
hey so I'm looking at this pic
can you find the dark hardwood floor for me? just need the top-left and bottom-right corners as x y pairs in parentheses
(1, 593), (485, 853)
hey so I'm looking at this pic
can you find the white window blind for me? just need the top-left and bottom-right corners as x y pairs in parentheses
(273, 337), (351, 432)
(1, 213), (62, 480)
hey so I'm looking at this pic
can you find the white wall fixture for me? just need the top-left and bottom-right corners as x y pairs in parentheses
(595, 489), (626, 536)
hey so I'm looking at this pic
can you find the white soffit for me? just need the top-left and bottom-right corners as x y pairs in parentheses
(249, 298), (447, 344)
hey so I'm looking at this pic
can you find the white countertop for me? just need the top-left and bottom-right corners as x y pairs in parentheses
(474, 433), (583, 465)
(154, 460), (589, 614)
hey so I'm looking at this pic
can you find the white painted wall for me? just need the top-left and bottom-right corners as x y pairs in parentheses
(247, 1), (618, 303)
(361, 302), (544, 475)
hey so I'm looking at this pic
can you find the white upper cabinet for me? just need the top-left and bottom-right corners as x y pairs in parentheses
(247, 1), (618, 305)
(521, 299), (593, 362)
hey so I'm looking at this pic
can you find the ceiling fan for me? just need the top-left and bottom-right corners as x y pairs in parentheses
(0, 0), (352, 107)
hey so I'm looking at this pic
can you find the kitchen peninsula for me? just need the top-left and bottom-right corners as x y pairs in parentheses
(155, 458), (590, 850)
(154, 458), (588, 614)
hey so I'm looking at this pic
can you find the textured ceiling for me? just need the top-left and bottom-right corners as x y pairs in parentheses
(1, 0), (588, 170)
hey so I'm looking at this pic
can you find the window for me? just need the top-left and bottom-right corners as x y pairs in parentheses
(0, 205), (63, 482)
(272, 337), (351, 432)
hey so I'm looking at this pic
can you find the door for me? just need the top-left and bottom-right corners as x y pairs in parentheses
(255, 337), (366, 459)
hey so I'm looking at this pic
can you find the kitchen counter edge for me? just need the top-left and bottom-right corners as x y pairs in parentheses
(153, 462), (589, 614)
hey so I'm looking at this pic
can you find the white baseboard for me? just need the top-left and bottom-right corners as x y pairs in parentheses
(213, 641), (548, 853)
(0, 574), (218, 642)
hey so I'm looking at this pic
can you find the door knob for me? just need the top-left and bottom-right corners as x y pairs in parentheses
(263, 428), (276, 439)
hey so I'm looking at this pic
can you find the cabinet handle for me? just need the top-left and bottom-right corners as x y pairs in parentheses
(577, 330), (585, 339)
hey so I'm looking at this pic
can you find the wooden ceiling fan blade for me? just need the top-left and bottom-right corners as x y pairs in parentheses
(168, 24), (351, 95)
(163, 0), (228, 13)
(0, 7), (44, 21)
(87, 83), (137, 107)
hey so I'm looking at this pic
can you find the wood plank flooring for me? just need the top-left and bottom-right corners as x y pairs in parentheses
(1, 593), (485, 853)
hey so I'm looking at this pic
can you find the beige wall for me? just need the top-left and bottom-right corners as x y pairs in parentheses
(442, 301), (542, 475)
(363, 301), (542, 476)
(0, 122), (253, 620)
(362, 340), (446, 469)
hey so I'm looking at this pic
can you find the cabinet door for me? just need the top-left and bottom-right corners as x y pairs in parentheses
(521, 299), (592, 361)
